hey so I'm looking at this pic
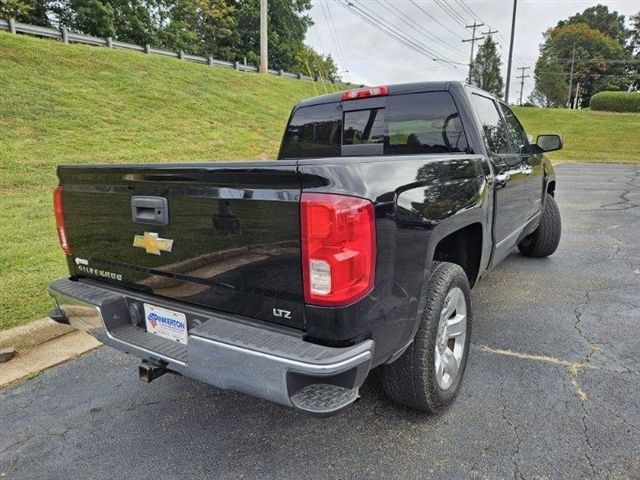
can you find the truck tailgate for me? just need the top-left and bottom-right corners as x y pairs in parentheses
(57, 162), (304, 329)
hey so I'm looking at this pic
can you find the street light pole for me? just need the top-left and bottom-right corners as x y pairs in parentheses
(504, 0), (518, 104)
(260, 0), (268, 74)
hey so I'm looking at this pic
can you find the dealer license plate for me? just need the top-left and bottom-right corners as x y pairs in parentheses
(144, 303), (188, 345)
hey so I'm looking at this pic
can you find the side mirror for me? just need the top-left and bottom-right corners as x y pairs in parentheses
(536, 134), (563, 152)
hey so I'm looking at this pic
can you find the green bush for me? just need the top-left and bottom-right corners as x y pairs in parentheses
(590, 91), (640, 112)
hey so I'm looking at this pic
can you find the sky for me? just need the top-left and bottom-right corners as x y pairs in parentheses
(305, 0), (639, 102)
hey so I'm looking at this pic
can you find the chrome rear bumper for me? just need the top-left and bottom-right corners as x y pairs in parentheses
(49, 279), (373, 414)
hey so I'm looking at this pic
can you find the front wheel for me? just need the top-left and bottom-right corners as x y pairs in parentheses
(381, 262), (472, 413)
(518, 193), (561, 257)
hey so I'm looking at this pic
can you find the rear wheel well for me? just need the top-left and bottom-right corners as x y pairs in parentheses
(547, 180), (556, 196)
(432, 223), (482, 287)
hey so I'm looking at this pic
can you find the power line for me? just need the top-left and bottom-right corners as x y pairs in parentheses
(555, 58), (640, 64)
(325, 2), (351, 81)
(456, 0), (481, 22)
(355, 0), (463, 63)
(462, 21), (484, 83)
(433, 0), (468, 25)
(337, 0), (463, 71)
(454, 0), (473, 23)
(408, 0), (465, 40)
(377, 0), (466, 56)
(456, 0), (525, 68)
(335, 0), (455, 69)
(319, 1), (350, 82)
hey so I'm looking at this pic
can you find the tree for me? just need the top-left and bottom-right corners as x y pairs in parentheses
(53, 0), (162, 45)
(295, 45), (339, 82)
(0, 0), (29, 18)
(158, 0), (235, 57)
(0, 0), (52, 26)
(558, 4), (629, 46)
(534, 23), (630, 107)
(530, 58), (568, 107)
(469, 35), (504, 97)
(630, 11), (640, 90)
(224, 0), (313, 72)
(17, 0), (327, 77)
(631, 11), (640, 52)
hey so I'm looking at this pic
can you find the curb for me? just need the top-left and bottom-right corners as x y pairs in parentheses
(0, 317), (73, 352)
(0, 318), (102, 388)
(0, 331), (101, 387)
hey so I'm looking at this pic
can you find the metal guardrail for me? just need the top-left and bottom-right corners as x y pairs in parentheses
(0, 18), (360, 87)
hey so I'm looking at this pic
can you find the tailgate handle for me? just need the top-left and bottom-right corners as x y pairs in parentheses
(131, 196), (169, 226)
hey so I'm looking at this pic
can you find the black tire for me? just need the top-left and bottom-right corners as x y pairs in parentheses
(518, 193), (561, 258)
(381, 262), (472, 413)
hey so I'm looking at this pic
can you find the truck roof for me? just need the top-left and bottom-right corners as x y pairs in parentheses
(296, 81), (471, 108)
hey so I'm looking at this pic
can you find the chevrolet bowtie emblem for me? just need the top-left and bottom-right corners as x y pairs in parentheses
(133, 232), (174, 255)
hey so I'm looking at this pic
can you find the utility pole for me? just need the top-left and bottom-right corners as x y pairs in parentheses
(516, 66), (530, 105)
(573, 82), (581, 109)
(482, 28), (498, 39)
(462, 21), (484, 83)
(567, 42), (576, 108)
(504, 0), (518, 104)
(259, 0), (268, 74)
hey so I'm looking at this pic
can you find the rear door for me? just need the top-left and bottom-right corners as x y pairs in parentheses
(58, 162), (305, 329)
(469, 93), (528, 264)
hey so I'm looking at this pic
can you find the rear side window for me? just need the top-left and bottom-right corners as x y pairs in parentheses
(470, 94), (511, 154)
(279, 103), (341, 159)
(385, 92), (468, 155)
(499, 103), (529, 152)
(279, 91), (469, 159)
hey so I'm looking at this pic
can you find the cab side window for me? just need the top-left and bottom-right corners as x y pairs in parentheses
(499, 103), (528, 154)
(470, 94), (510, 155)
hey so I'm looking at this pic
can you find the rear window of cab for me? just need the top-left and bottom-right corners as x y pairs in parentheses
(279, 91), (469, 159)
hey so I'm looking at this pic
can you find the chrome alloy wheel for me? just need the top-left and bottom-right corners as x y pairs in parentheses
(434, 286), (467, 390)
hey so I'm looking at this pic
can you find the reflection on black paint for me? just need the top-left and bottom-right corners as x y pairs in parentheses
(60, 165), (305, 328)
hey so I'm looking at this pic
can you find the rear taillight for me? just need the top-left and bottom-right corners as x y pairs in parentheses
(54, 186), (71, 255)
(301, 193), (376, 306)
(341, 86), (389, 101)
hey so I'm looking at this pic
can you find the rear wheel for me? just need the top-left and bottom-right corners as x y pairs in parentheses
(518, 193), (561, 257)
(381, 262), (472, 413)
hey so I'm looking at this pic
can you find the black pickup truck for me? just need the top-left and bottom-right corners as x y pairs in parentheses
(49, 82), (562, 415)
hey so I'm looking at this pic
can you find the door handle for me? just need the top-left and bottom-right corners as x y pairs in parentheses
(131, 196), (169, 226)
(521, 165), (532, 176)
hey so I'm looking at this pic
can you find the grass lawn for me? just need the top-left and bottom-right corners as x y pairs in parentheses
(0, 32), (338, 330)
(513, 106), (640, 163)
(1, 32), (638, 330)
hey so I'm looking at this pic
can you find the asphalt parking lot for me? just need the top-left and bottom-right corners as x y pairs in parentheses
(1, 163), (639, 480)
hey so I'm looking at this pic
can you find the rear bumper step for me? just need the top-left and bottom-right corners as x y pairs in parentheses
(48, 279), (373, 414)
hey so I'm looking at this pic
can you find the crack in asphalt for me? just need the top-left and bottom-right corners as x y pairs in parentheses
(578, 389), (597, 478)
(498, 380), (523, 480)
(588, 168), (640, 211)
(599, 190), (640, 211)
(591, 400), (640, 433)
(573, 290), (599, 378)
(475, 345), (600, 478)
(0, 435), (33, 457)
